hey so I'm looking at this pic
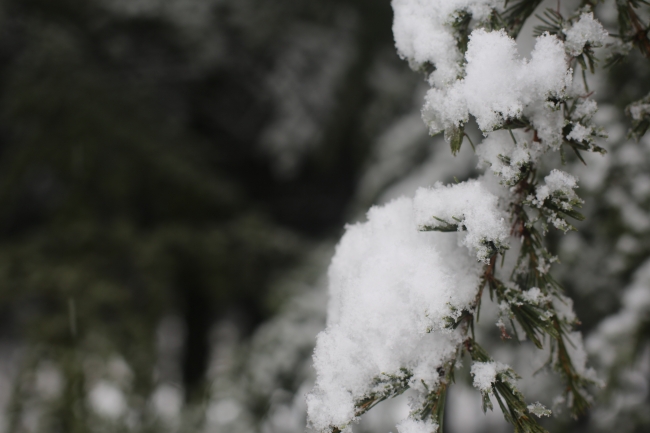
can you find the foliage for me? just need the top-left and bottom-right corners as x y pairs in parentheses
(307, 2), (650, 433)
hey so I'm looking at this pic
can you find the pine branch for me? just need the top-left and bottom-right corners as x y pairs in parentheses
(466, 339), (549, 433)
(503, 0), (546, 37)
(354, 369), (414, 418)
(617, 0), (650, 58)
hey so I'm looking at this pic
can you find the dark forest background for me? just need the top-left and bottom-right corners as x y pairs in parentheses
(0, 0), (423, 431)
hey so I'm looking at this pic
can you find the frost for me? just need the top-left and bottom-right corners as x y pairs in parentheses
(391, 0), (503, 86)
(414, 180), (509, 262)
(422, 29), (570, 134)
(307, 198), (482, 432)
(470, 361), (510, 392)
(563, 12), (608, 56)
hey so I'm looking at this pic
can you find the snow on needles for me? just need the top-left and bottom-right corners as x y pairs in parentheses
(307, 3), (606, 432)
(307, 197), (483, 432)
(414, 180), (509, 263)
(563, 12), (608, 57)
(396, 418), (439, 433)
(471, 361), (510, 392)
(535, 169), (581, 204)
(477, 129), (542, 185)
(422, 29), (570, 135)
(392, 0), (503, 87)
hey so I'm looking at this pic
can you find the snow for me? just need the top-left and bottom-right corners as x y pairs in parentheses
(563, 12), (608, 56)
(527, 402), (551, 418)
(572, 98), (598, 121)
(532, 169), (583, 231)
(521, 287), (550, 305)
(422, 29), (570, 135)
(396, 418), (439, 433)
(391, 0), (503, 87)
(413, 180), (509, 262)
(553, 294), (577, 325)
(535, 169), (581, 204)
(476, 129), (543, 185)
(307, 3), (608, 432)
(628, 103), (650, 121)
(470, 361), (510, 392)
(567, 123), (592, 143)
(307, 197), (483, 432)
(564, 332), (603, 387)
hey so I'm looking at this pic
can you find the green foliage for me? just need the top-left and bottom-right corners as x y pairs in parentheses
(467, 340), (548, 433)
(502, 0), (546, 37)
(411, 364), (453, 432)
(446, 125), (466, 156)
(615, 0), (650, 58)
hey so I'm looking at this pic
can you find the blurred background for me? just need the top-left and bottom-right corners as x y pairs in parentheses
(0, 0), (648, 432)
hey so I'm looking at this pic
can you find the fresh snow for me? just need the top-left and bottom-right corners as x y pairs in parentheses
(563, 12), (609, 56)
(391, 0), (503, 86)
(422, 29), (570, 135)
(396, 418), (439, 433)
(307, 197), (483, 432)
(571, 98), (598, 121)
(535, 169), (582, 204)
(477, 129), (541, 185)
(414, 180), (509, 262)
(471, 361), (510, 392)
(307, 3), (606, 432)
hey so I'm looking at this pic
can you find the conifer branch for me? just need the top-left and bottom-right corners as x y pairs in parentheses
(309, 3), (637, 432)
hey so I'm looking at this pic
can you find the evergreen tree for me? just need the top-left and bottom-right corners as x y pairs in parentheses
(305, 2), (650, 433)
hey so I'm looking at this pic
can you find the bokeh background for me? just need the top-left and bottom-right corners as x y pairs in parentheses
(0, 0), (648, 432)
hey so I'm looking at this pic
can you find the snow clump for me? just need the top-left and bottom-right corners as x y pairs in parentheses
(563, 12), (608, 56)
(471, 361), (511, 392)
(422, 29), (570, 135)
(414, 180), (510, 262)
(535, 169), (582, 204)
(392, 0), (503, 86)
(527, 402), (552, 418)
(396, 418), (439, 433)
(307, 197), (483, 432)
(477, 129), (542, 185)
(571, 98), (598, 121)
